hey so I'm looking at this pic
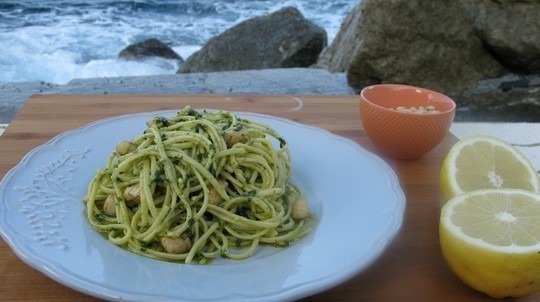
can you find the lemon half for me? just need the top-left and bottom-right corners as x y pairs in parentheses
(440, 189), (540, 298)
(440, 135), (540, 201)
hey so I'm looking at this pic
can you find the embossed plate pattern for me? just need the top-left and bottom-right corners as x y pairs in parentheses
(0, 110), (405, 301)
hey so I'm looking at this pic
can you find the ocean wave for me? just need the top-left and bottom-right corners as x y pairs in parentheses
(0, 0), (358, 84)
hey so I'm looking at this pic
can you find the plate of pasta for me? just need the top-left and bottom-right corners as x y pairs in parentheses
(0, 107), (405, 301)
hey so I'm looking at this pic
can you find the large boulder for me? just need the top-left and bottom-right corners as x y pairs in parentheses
(326, 0), (503, 96)
(314, 3), (363, 72)
(119, 38), (183, 61)
(315, 0), (540, 121)
(179, 7), (327, 73)
(459, 0), (540, 74)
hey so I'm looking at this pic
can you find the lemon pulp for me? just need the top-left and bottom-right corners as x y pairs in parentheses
(440, 135), (540, 201)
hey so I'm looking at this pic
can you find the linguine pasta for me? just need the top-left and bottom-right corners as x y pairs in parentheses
(84, 107), (312, 264)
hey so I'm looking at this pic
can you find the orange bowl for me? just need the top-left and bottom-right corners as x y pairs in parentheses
(360, 84), (456, 160)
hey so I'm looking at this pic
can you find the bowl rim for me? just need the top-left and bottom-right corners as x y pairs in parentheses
(360, 84), (456, 116)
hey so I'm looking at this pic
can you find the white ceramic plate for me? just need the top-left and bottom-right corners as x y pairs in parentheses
(0, 110), (405, 301)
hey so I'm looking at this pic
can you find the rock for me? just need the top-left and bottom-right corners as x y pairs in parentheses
(314, 3), (363, 72)
(465, 74), (540, 100)
(315, 0), (540, 120)
(340, 0), (502, 96)
(458, 73), (540, 122)
(179, 7), (327, 73)
(0, 69), (353, 123)
(119, 38), (183, 61)
(60, 68), (353, 95)
(459, 0), (540, 74)
(0, 81), (60, 124)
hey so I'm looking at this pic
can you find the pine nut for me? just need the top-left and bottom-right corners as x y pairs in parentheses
(389, 105), (440, 114)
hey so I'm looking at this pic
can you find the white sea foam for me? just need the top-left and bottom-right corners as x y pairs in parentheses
(0, 0), (359, 84)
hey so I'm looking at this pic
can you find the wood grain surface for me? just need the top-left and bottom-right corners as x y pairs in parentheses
(0, 94), (534, 301)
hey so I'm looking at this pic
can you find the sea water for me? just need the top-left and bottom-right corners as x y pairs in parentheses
(0, 0), (358, 84)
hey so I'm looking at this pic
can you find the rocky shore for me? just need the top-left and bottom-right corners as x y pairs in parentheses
(2, 0), (539, 123)
(0, 69), (353, 124)
(2, 68), (535, 124)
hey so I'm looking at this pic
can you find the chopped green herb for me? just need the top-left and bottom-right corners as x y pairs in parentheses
(196, 152), (208, 162)
(221, 120), (232, 130)
(195, 124), (205, 133)
(154, 116), (170, 128)
(278, 137), (287, 148)
(153, 170), (169, 183)
(138, 239), (148, 246)
(187, 108), (201, 118)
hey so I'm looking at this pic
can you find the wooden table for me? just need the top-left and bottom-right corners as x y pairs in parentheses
(0, 94), (533, 301)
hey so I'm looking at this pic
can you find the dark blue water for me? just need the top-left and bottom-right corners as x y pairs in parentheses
(0, 0), (358, 84)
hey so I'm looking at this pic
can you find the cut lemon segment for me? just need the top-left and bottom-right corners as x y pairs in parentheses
(440, 135), (540, 201)
(440, 189), (540, 298)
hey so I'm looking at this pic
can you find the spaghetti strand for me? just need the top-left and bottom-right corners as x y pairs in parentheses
(84, 106), (313, 264)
